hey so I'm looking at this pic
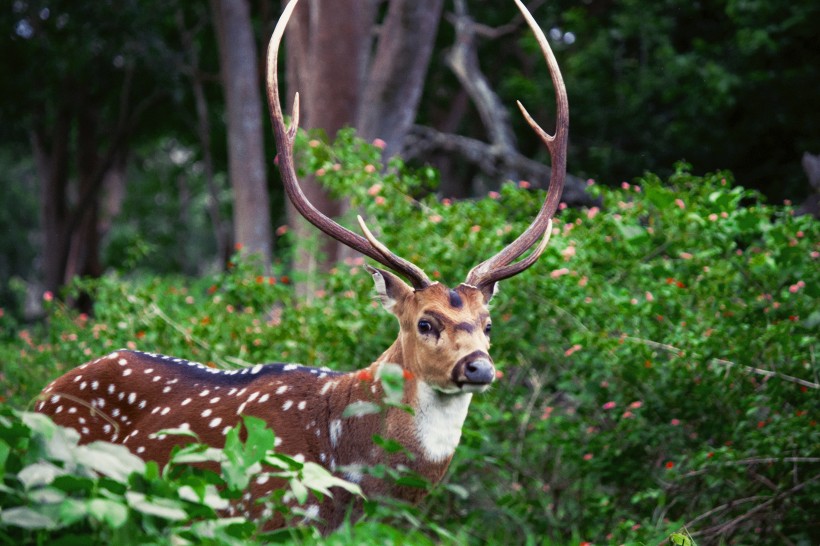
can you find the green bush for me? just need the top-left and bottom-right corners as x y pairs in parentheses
(1, 130), (817, 544)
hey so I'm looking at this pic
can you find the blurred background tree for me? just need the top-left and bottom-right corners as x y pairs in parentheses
(1, 0), (818, 314)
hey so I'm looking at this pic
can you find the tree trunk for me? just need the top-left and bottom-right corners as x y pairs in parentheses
(357, 0), (444, 157)
(281, 0), (443, 286)
(284, 0), (375, 293)
(211, 0), (272, 269)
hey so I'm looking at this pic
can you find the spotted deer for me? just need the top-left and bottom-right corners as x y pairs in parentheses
(36, 0), (567, 532)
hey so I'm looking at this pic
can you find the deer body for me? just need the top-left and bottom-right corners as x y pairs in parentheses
(36, 0), (568, 532)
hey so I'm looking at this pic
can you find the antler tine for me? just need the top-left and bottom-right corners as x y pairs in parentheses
(465, 0), (568, 290)
(266, 0), (432, 289)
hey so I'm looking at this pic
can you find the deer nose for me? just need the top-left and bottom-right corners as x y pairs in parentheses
(464, 358), (495, 384)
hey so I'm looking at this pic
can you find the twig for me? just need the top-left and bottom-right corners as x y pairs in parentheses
(621, 335), (819, 389)
(688, 474), (820, 539)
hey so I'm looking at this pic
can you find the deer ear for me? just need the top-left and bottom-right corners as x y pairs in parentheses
(366, 265), (413, 313)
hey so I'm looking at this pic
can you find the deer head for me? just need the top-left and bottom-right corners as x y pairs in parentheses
(266, 0), (568, 397)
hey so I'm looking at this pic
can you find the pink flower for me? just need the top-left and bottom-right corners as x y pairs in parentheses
(645, 291), (654, 302)
(583, 453), (593, 461)
(561, 246), (576, 261)
(308, 139), (320, 148)
(470, 225), (481, 233)
(372, 138), (386, 149)
(429, 215), (442, 223)
(708, 213), (718, 221)
(564, 344), (582, 356)
(375, 196), (386, 205)
(367, 183), (382, 195)
(621, 181), (630, 190)
(364, 164), (376, 174)
(622, 411), (634, 419)
(586, 207), (600, 220)
(518, 180), (531, 189)
(679, 252), (693, 260)
(586, 178), (595, 186)
(674, 198), (685, 209)
(43, 291), (53, 302)
(488, 191), (500, 199)
(550, 268), (570, 279)
(670, 418), (681, 426)
(315, 168), (326, 176)
(602, 401), (617, 410)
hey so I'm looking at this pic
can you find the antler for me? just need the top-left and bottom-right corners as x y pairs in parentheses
(266, 0), (432, 289)
(465, 0), (568, 291)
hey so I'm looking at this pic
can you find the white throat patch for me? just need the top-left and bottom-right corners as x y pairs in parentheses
(414, 381), (473, 463)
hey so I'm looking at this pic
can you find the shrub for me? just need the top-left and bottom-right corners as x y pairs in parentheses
(1, 130), (817, 544)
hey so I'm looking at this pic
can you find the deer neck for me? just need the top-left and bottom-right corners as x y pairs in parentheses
(373, 337), (473, 465)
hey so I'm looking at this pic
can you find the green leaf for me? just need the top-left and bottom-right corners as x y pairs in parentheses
(342, 401), (380, 418)
(125, 491), (188, 521)
(17, 461), (65, 489)
(87, 498), (129, 528)
(0, 506), (57, 530)
(75, 441), (146, 482)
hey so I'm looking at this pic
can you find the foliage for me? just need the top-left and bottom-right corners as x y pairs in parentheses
(1, 133), (818, 544)
(0, 408), (364, 544)
(505, 0), (820, 199)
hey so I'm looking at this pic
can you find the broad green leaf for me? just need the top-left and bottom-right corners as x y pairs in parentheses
(342, 401), (380, 418)
(0, 506), (57, 530)
(87, 498), (129, 528)
(125, 491), (188, 521)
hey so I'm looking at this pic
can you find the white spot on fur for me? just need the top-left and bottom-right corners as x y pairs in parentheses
(181, 398), (192, 406)
(330, 419), (342, 447)
(208, 417), (222, 428)
(201, 409), (212, 417)
(258, 393), (270, 404)
(283, 364), (298, 371)
(282, 400), (293, 411)
(319, 382), (332, 395)
(297, 400), (306, 410)
(276, 385), (288, 395)
(414, 381), (472, 462)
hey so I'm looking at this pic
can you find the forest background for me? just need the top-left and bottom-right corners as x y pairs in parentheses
(0, 1), (818, 545)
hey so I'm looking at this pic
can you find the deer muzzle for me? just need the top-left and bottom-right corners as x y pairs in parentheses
(451, 350), (495, 390)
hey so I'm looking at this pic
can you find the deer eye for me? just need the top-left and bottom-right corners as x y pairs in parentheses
(417, 320), (433, 334)
(484, 322), (492, 336)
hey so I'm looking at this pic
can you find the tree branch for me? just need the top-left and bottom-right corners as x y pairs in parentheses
(403, 124), (593, 206)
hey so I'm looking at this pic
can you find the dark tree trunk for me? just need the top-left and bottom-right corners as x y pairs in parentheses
(357, 0), (445, 157)
(211, 0), (273, 269)
(284, 0), (375, 293)
(281, 0), (443, 286)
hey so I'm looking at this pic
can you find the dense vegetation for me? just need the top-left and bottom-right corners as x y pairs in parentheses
(1, 134), (817, 545)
